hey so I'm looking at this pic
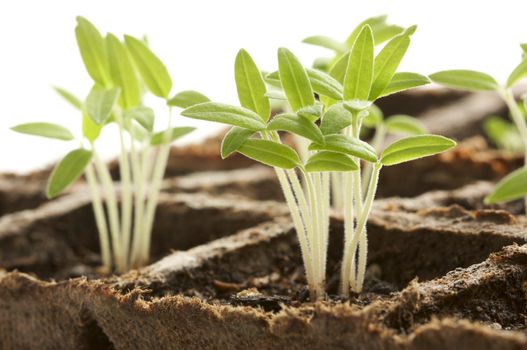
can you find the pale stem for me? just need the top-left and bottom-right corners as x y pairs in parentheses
(303, 170), (323, 296)
(339, 168), (355, 297)
(362, 124), (385, 195)
(331, 172), (344, 212)
(128, 121), (145, 267)
(321, 171), (330, 281)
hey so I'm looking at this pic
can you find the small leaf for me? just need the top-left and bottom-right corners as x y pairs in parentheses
(53, 87), (82, 110)
(345, 15), (388, 47)
(264, 90), (287, 100)
(484, 167), (527, 204)
(85, 86), (120, 125)
(124, 35), (172, 98)
(429, 70), (498, 91)
(302, 36), (346, 53)
(344, 25), (374, 101)
(150, 126), (195, 145)
(362, 105), (384, 128)
(309, 134), (377, 162)
(313, 57), (332, 72)
(264, 71), (282, 88)
(385, 115), (427, 135)
(237, 139), (300, 169)
(75, 17), (110, 86)
(380, 134), (456, 166)
(46, 148), (92, 198)
(328, 52), (349, 84)
(373, 24), (405, 44)
(11, 122), (74, 141)
(305, 151), (358, 172)
(306, 68), (343, 100)
(379, 72), (430, 97)
(82, 113), (102, 142)
(235, 49), (270, 121)
(267, 113), (324, 144)
(320, 103), (353, 135)
(124, 106), (154, 131)
(220, 126), (254, 158)
(277, 48), (315, 111)
(506, 58), (527, 88)
(181, 102), (267, 130)
(297, 104), (323, 122)
(106, 33), (141, 109)
(167, 90), (210, 108)
(483, 116), (523, 152)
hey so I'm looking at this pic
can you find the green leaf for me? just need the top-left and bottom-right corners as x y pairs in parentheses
(483, 116), (523, 152)
(429, 70), (498, 92)
(106, 33), (141, 109)
(181, 102), (267, 130)
(306, 68), (343, 100)
(124, 106), (154, 131)
(277, 48), (315, 111)
(85, 86), (120, 125)
(484, 167), (527, 204)
(369, 31), (412, 100)
(235, 49), (270, 121)
(328, 52), (349, 84)
(53, 87), (82, 110)
(309, 134), (377, 162)
(75, 17), (110, 86)
(82, 113), (102, 142)
(320, 103), (353, 135)
(264, 90), (287, 100)
(220, 126), (254, 158)
(237, 139), (300, 169)
(362, 104), (384, 128)
(264, 71), (282, 88)
(46, 148), (92, 198)
(124, 35), (172, 98)
(267, 113), (324, 143)
(305, 151), (358, 172)
(302, 36), (346, 53)
(11, 122), (74, 141)
(150, 126), (195, 145)
(167, 90), (210, 108)
(385, 115), (427, 135)
(297, 104), (323, 122)
(379, 72), (430, 98)
(373, 24), (405, 44)
(313, 57), (332, 72)
(506, 58), (527, 88)
(345, 15), (387, 47)
(344, 25), (374, 101)
(380, 134), (456, 166)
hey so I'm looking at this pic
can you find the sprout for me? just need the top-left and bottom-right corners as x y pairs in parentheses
(11, 17), (208, 273)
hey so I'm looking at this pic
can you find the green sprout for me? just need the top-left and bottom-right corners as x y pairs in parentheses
(11, 17), (208, 273)
(181, 23), (456, 300)
(430, 46), (527, 210)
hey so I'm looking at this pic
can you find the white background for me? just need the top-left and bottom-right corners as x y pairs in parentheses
(1, 0), (526, 173)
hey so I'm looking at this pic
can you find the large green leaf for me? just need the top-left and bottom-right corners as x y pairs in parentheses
(53, 87), (82, 110)
(302, 36), (346, 53)
(85, 86), (120, 125)
(343, 25), (374, 101)
(167, 90), (210, 108)
(506, 58), (527, 88)
(220, 126), (254, 158)
(379, 72), (430, 98)
(267, 113), (324, 143)
(484, 167), (527, 204)
(305, 151), (358, 172)
(235, 49), (270, 121)
(150, 126), (195, 145)
(277, 48), (315, 111)
(309, 134), (377, 162)
(319, 103), (353, 135)
(237, 139), (300, 169)
(124, 35), (172, 98)
(11, 122), (74, 141)
(75, 17), (110, 86)
(46, 149), (92, 198)
(181, 102), (267, 130)
(380, 134), (456, 166)
(429, 70), (498, 91)
(385, 115), (427, 135)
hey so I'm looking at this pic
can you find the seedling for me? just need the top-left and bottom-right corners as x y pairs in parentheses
(181, 23), (455, 299)
(430, 46), (527, 211)
(11, 17), (208, 273)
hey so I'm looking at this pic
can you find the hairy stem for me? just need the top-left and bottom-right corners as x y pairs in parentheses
(362, 124), (385, 195)
(340, 169), (355, 297)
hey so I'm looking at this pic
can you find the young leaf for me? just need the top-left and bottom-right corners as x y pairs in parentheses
(237, 139), (300, 169)
(506, 58), (527, 88)
(124, 35), (172, 98)
(220, 126), (254, 158)
(305, 151), (358, 172)
(181, 102), (267, 130)
(369, 30), (412, 100)
(309, 134), (377, 162)
(11, 122), (74, 141)
(106, 33), (141, 109)
(379, 72), (430, 98)
(380, 134), (456, 166)
(85, 86), (120, 125)
(46, 148), (92, 198)
(53, 87), (82, 110)
(264, 90), (287, 100)
(345, 15), (387, 47)
(328, 52), (349, 84)
(429, 70), (498, 91)
(373, 24), (405, 44)
(124, 106), (154, 131)
(235, 49), (270, 121)
(297, 104), (323, 122)
(306, 68), (344, 100)
(75, 17), (110, 86)
(319, 103), (353, 135)
(385, 115), (427, 135)
(277, 48), (315, 111)
(484, 167), (527, 204)
(150, 126), (195, 145)
(167, 90), (210, 108)
(313, 57), (332, 72)
(483, 116), (523, 152)
(362, 105), (384, 128)
(267, 113), (324, 144)
(343, 25), (374, 101)
(302, 36), (346, 53)
(82, 113), (102, 142)
(264, 71), (282, 88)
